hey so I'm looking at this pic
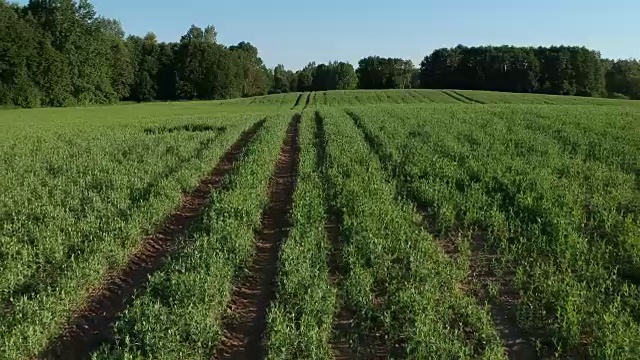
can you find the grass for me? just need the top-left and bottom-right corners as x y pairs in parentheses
(0, 89), (638, 359)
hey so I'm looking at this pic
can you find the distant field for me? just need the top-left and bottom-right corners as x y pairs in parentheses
(228, 89), (640, 107)
(1, 90), (639, 359)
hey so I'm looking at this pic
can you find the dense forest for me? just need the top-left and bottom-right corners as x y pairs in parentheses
(1, 0), (639, 108)
(419, 45), (640, 98)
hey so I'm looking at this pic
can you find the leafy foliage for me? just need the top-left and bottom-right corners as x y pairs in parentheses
(420, 45), (606, 96)
(357, 56), (415, 89)
(2, 1), (639, 107)
(315, 107), (503, 358)
(0, 2), (271, 107)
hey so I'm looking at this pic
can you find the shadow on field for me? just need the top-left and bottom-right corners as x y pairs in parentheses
(291, 93), (303, 110)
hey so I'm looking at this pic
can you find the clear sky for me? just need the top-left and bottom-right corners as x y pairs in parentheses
(20, 0), (640, 70)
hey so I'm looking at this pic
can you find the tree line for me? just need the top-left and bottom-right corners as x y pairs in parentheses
(419, 45), (640, 99)
(1, 0), (639, 109)
(0, 0), (274, 107)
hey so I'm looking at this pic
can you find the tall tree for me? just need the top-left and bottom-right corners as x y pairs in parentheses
(357, 56), (416, 89)
(296, 62), (316, 92)
(272, 64), (291, 93)
(230, 42), (269, 97)
(0, 2), (41, 107)
(311, 63), (334, 91)
(155, 42), (178, 100)
(174, 25), (242, 100)
(334, 62), (357, 90)
(605, 59), (640, 99)
(128, 33), (159, 102)
(96, 17), (134, 100)
(420, 45), (605, 97)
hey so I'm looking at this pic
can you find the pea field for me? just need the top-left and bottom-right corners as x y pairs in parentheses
(1, 90), (639, 359)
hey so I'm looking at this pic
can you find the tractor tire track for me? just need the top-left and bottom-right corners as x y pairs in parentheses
(409, 89), (434, 103)
(214, 115), (300, 360)
(451, 90), (486, 104)
(346, 110), (538, 360)
(39, 119), (265, 360)
(442, 90), (473, 103)
(291, 93), (303, 110)
(466, 232), (539, 360)
(441, 90), (471, 104)
(303, 92), (312, 111)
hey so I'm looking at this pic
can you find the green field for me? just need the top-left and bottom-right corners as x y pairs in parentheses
(1, 90), (639, 359)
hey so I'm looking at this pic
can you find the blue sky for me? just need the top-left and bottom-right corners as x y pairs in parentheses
(19, 0), (640, 70)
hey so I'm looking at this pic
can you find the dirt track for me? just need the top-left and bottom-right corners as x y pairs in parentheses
(214, 115), (300, 360)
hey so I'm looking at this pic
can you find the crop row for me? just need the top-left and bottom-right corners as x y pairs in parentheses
(230, 92), (303, 107)
(453, 90), (640, 106)
(307, 90), (461, 106)
(349, 104), (640, 358)
(231, 89), (640, 107)
(309, 107), (504, 358)
(90, 113), (291, 359)
(266, 111), (336, 358)
(0, 114), (265, 358)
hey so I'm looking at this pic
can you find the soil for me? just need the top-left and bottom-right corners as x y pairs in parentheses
(466, 232), (538, 360)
